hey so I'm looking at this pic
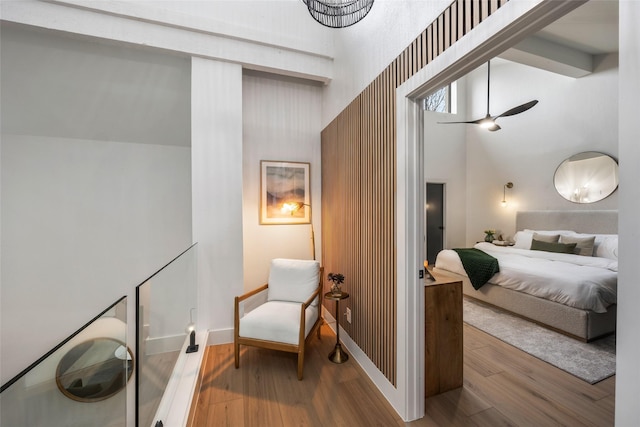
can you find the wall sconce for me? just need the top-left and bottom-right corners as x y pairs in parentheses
(501, 182), (514, 207)
(186, 307), (198, 354)
(281, 202), (316, 260)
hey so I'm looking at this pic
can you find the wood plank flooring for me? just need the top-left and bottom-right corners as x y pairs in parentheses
(190, 322), (615, 426)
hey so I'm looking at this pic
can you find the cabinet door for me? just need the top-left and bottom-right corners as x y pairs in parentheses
(425, 281), (463, 397)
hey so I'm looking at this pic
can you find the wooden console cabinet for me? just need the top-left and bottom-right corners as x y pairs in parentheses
(424, 272), (463, 397)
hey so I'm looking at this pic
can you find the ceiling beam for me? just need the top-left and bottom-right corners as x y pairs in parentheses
(499, 35), (593, 78)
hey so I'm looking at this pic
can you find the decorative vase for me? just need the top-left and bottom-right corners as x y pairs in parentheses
(484, 234), (494, 242)
(327, 272), (345, 296)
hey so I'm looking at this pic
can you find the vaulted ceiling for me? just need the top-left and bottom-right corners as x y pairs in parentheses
(500, 0), (618, 78)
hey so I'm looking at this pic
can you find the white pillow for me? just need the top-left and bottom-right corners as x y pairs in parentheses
(513, 231), (533, 249)
(267, 259), (320, 306)
(594, 235), (618, 260)
(524, 229), (575, 235)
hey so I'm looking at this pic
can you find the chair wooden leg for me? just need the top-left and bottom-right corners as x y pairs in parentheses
(317, 318), (322, 339)
(234, 340), (240, 369)
(297, 351), (304, 380)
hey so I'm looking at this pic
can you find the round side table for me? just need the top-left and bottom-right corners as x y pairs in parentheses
(324, 291), (350, 363)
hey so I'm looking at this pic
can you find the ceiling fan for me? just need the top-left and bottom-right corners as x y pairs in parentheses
(438, 60), (538, 131)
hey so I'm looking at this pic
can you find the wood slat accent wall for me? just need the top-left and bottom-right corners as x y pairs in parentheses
(321, 0), (509, 385)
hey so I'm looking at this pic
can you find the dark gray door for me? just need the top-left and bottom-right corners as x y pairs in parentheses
(426, 183), (444, 265)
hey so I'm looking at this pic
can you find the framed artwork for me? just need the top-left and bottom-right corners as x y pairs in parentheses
(260, 160), (311, 225)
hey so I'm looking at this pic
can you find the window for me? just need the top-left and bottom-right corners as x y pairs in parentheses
(422, 83), (456, 114)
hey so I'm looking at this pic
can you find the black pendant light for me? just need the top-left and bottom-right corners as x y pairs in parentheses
(303, 0), (374, 28)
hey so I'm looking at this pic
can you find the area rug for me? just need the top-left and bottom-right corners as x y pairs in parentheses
(463, 297), (616, 384)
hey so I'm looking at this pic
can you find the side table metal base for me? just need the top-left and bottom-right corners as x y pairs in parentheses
(328, 343), (349, 364)
(324, 291), (350, 365)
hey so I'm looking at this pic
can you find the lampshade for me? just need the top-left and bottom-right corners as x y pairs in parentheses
(281, 201), (304, 215)
(281, 201), (316, 260)
(303, 0), (374, 28)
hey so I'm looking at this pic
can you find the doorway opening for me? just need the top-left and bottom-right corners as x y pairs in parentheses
(425, 183), (444, 265)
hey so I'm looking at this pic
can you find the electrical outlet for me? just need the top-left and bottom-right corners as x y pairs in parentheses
(346, 307), (352, 323)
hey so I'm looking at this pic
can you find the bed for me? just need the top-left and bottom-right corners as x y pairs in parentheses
(433, 210), (618, 341)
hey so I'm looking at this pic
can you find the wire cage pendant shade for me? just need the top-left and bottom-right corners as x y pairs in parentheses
(303, 0), (374, 28)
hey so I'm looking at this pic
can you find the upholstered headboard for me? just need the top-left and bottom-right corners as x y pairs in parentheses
(516, 210), (618, 234)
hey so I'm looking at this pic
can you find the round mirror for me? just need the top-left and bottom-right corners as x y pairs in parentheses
(56, 338), (134, 402)
(553, 151), (619, 203)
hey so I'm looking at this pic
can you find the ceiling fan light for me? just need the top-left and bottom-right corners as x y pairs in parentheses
(479, 118), (495, 129)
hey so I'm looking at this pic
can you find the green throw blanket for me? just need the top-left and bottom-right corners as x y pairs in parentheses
(452, 248), (499, 290)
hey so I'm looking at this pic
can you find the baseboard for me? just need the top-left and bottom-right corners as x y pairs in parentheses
(321, 307), (401, 419)
(145, 333), (186, 355)
(206, 328), (234, 345)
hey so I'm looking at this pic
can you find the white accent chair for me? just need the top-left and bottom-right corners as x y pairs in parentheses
(234, 259), (323, 380)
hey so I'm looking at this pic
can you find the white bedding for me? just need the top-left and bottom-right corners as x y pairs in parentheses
(435, 242), (617, 313)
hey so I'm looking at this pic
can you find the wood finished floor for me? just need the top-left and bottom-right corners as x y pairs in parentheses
(190, 322), (615, 426)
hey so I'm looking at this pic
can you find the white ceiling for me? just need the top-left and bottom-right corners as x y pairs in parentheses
(537, 0), (618, 55)
(499, 0), (618, 78)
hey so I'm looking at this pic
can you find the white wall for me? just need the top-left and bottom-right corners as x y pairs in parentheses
(424, 79), (469, 250)
(323, 0), (445, 126)
(0, 135), (192, 384)
(0, 0), (334, 84)
(615, 1), (640, 425)
(191, 57), (244, 343)
(0, 23), (191, 145)
(0, 26), (192, 386)
(464, 57), (618, 244)
(242, 72), (323, 290)
(154, 0), (333, 58)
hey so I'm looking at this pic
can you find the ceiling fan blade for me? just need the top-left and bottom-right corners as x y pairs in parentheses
(438, 62), (537, 130)
(437, 119), (484, 125)
(496, 100), (538, 118)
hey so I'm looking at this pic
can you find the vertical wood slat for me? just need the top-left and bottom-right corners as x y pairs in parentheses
(465, 0), (473, 34)
(458, 0), (465, 40)
(444, 8), (451, 50)
(427, 25), (434, 63)
(321, 0), (506, 386)
(450, 2), (458, 45)
(481, 0), (490, 20)
(490, 0), (499, 15)
(473, 0), (482, 27)
(437, 15), (444, 55)
(420, 30), (427, 68)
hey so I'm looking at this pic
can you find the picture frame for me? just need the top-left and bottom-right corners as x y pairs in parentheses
(260, 160), (311, 225)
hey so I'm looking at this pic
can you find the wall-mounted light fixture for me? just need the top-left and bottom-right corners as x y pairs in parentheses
(281, 202), (316, 260)
(501, 182), (514, 207)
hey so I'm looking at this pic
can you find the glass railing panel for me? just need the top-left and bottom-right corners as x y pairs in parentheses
(0, 297), (130, 427)
(136, 243), (197, 427)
